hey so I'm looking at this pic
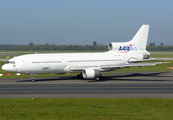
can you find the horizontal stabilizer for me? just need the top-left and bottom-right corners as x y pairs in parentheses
(128, 58), (172, 63)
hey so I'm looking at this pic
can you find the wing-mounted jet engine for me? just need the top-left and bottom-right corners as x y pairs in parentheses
(82, 68), (103, 80)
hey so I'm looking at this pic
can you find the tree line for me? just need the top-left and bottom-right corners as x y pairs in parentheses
(0, 42), (172, 51)
(0, 44), (108, 51)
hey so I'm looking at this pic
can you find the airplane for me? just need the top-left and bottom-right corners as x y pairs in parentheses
(1, 25), (167, 82)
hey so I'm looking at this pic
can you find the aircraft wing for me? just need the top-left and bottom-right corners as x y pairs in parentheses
(100, 62), (156, 69)
(100, 62), (171, 69)
(69, 62), (169, 71)
(69, 66), (102, 71)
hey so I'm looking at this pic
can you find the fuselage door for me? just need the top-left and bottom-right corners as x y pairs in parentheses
(21, 59), (26, 67)
(61, 58), (66, 66)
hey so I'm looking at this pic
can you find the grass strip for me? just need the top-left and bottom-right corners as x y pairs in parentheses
(0, 98), (173, 120)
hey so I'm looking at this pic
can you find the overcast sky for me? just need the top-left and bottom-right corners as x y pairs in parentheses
(0, 0), (173, 46)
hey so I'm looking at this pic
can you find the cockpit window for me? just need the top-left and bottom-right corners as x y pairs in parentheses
(6, 61), (15, 64)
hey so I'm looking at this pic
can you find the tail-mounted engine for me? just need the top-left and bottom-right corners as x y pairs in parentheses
(108, 42), (130, 51)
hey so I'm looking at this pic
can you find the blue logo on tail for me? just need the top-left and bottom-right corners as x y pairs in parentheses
(118, 44), (137, 53)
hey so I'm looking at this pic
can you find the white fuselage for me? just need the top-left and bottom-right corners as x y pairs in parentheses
(2, 51), (143, 74)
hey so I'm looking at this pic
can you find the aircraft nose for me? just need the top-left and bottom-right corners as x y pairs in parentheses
(2, 64), (16, 72)
(2, 64), (7, 71)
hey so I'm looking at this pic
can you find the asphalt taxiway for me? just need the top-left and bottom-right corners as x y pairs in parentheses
(0, 71), (173, 98)
(0, 58), (9, 61)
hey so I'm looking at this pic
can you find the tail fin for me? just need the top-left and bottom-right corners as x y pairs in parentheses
(108, 25), (150, 52)
(130, 25), (149, 50)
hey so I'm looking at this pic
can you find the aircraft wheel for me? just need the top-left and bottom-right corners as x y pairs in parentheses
(95, 77), (100, 81)
(77, 73), (83, 79)
(95, 76), (105, 81)
(30, 77), (35, 82)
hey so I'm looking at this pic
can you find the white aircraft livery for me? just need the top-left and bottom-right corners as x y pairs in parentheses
(2, 25), (163, 81)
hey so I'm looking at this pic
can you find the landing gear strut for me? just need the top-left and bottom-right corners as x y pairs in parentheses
(30, 74), (35, 82)
(77, 73), (83, 79)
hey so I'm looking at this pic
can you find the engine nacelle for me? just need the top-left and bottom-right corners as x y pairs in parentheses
(108, 42), (130, 51)
(82, 68), (101, 79)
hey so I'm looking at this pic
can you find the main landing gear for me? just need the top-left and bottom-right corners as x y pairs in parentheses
(30, 74), (35, 82)
(77, 73), (83, 79)
(95, 76), (105, 81)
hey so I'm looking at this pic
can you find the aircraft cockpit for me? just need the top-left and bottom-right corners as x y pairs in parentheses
(6, 61), (15, 64)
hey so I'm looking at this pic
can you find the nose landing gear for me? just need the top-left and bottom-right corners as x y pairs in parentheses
(30, 74), (35, 82)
